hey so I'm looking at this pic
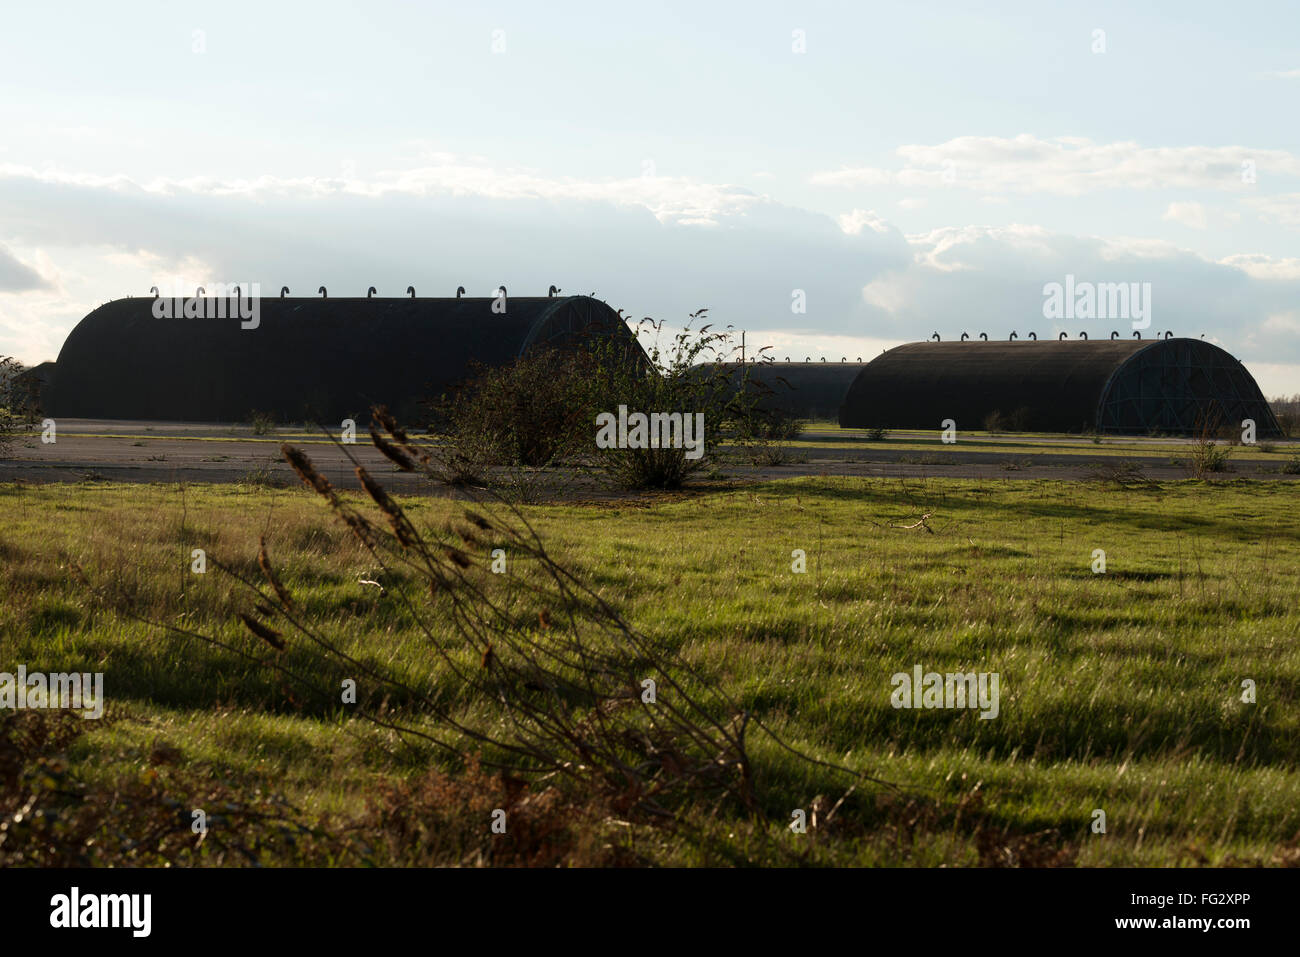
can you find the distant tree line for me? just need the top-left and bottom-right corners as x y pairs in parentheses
(1271, 394), (1300, 437)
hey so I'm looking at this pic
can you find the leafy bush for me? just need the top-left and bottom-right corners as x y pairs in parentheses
(239, 463), (290, 488)
(362, 756), (637, 866)
(248, 410), (276, 435)
(731, 406), (806, 466)
(1190, 443), (1232, 475)
(0, 711), (332, 866)
(434, 310), (769, 490)
(435, 347), (596, 471)
(984, 407), (1032, 433)
(1187, 412), (1233, 477)
(582, 313), (762, 488)
(1006, 407), (1033, 432)
(0, 356), (34, 452)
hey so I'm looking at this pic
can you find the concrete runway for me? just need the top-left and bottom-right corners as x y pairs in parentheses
(2, 419), (1297, 491)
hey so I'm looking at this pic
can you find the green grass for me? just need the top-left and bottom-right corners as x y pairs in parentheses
(1, 476), (1298, 865)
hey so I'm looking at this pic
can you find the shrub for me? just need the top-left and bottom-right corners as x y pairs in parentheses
(751, 409), (805, 443)
(1189, 443), (1232, 476)
(983, 410), (1008, 434)
(363, 756), (637, 866)
(239, 463), (289, 488)
(431, 310), (779, 491)
(1187, 411), (1233, 478)
(732, 407), (806, 465)
(435, 347), (598, 471)
(249, 410), (276, 435)
(1006, 407), (1033, 432)
(1088, 460), (1154, 489)
(576, 313), (747, 488)
(0, 356), (34, 452)
(0, 711), (334, 866)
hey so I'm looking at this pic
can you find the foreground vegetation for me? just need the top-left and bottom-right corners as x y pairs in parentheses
(2, 473), (1298, 866)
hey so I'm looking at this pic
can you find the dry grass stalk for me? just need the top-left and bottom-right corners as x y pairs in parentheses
(257, 535), (296, 610)
(238, 612), (286, 651)
(84, 405), (890, 834)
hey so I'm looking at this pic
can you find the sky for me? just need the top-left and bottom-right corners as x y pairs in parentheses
(2, 0), (1299, 395)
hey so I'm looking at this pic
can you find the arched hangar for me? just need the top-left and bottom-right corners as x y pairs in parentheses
(687, 361), (870, 421)
(47, 292), (640, 423)
(838, 337), (1282, 436)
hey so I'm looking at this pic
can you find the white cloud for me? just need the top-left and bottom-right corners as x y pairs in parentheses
(1245, 192), (1300, 227)
(904, 224), (1060, 271)
(1258, 310), (1300, 334)
(0, 159), (766, 227)
(835, 209), (893, 235)
(0, 243), (52, 292)
(1242, 360), (1300, 399)
(3, 159), (1300, 392)
(1163, 201), (1208, 229)
(1218, 254), (1300, 280)
(814, 166), (895, 188)
(855, 224), (1300, 379)
(1242, 313), (1300, 383)
(811, 135), (1300, 195)
(0, 162), (911, 365)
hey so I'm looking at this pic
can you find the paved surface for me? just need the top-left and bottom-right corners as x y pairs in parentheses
(1, 419), (1297, 491)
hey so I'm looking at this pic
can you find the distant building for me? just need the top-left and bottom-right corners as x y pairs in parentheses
(687, 361), (870, 421)
(47, 293), (642, 423)
(838, 338), (1282, 436)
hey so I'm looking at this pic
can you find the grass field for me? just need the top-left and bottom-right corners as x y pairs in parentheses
(2, 474), (1298, 866)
